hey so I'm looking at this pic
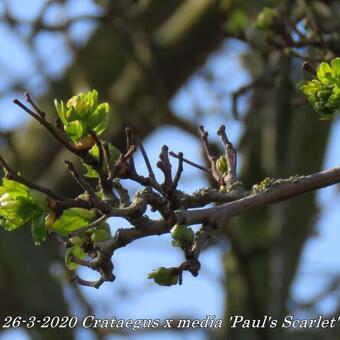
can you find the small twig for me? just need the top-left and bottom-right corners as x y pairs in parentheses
(13, 96), (80, 155)
(113, 145), (137, 180)
(69, 256), (91, 268)
(0, 154), (64, 201)
(112, 179), (131, 207)
(103, 142), (115, 182)
(217, 125), (237, 182)
(157, 145), (173, 191)
(25, 92), (46, 118)
(231, 73), (276, 119)
(125, 127), (137, 174)
(50, 231), (71, 246)
(172, 152), (183, 191)
(123, 129), (166, 195)
(115, 145), (137, 170)
(124, 142), (165, 196)
(64, 160), (105, 211)
(134, 135), (156, 180)
(169, 151), (210, 172)
(0, 154), (15, 173)
(198, 126), (220, 183)
(231, 82), (254, 119)
(72, 275), (106, 289)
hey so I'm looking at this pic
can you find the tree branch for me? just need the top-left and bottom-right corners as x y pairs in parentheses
(97, 167), (340, 254)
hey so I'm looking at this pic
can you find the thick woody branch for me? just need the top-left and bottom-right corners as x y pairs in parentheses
(97, 167), (340, 254)
(184, 167), (340, 226)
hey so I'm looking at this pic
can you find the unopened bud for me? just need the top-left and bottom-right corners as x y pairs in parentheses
(148, 267), (178, 286)
(171, 224), (194, 247)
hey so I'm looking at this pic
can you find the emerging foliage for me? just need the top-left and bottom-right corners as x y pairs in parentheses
(0, 86), (338, 288)
(54, 89), (110, 148)
(301, 58), (340, 120)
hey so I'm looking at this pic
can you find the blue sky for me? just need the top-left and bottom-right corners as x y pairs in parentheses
(0, 1), (339, 339)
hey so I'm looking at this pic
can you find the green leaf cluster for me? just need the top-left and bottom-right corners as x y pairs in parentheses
(300, 58), (340, 120)
(0, 179), (48, 245)
(54, 89), (110, 143)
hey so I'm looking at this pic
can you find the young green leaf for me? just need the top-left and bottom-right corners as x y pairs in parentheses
(87, 102), (109, 135)
(65, 245), (86, 270)
(170, 224), (194, 248)
(91, 229), (110, 242)
(65, 120), (87, 141)
(54, 89), (110, 142)
(51, 208), (97, 236)
(31, 211), (47, 245)
(0, 179), (46, 231)
(83, 143), (121, 178)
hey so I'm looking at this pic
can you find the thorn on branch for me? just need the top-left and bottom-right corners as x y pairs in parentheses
(169, 151), (210, 173)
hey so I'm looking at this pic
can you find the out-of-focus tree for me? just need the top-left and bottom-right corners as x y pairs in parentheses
(0, 1), (339, 339)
